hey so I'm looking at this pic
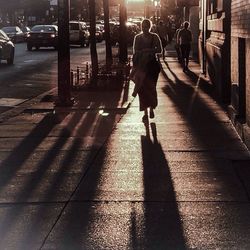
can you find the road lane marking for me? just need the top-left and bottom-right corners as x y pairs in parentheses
(23, 60), (38, 63)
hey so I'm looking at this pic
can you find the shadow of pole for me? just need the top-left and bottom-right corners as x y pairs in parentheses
(0, 113), (64, 190)
(37, 89), (125, 249)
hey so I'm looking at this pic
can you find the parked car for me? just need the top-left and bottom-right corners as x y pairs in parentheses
(95, 25), (103, 42)
(69, 21), (89, 47)
(21, 26), (31, 40)
(1, 26), (25, 43)
(0, 30), (15, 64)
(110, 24), (119, 46)
(27, 25), (58, 51)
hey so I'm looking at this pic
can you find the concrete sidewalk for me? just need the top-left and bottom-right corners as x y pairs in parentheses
(0, 49), (250, 249)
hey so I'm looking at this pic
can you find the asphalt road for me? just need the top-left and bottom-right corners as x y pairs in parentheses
(0, 42), (106, 114)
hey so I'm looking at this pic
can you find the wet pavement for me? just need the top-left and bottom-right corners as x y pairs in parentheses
(0, 48), (250, 249)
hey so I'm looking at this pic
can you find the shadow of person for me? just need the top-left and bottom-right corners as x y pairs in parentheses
(139, 122), (186, 249)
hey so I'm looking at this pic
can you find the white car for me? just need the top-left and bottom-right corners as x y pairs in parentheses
(0, 30), (15, 65)
(69, 21), (90, 47)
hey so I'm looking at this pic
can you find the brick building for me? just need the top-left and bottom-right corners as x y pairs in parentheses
(199, 0), (231, 103)
(229, 0), (250, 148)
(198, 0), (250, 148)
(175, 0), (250, 148)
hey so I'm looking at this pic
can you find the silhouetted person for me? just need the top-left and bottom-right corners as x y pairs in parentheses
(174, 24), (183, 63)
(156, 20), (167, 59)
(131, 19), (162, 122)
(177, 21), (192, 72)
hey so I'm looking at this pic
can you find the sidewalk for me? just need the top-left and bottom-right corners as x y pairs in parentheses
(0, 48), (250, 249)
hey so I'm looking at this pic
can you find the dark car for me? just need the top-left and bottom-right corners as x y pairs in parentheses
(110, 24), (119, 46)
(1, 26), (25, 43)
(21, 26), (31, 41)
(0, 30), (15, 64)
(27, 25), (58, 51)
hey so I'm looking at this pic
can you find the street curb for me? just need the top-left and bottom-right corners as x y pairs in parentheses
(0, 87), (133, 123)
(0, 88), (57, 123)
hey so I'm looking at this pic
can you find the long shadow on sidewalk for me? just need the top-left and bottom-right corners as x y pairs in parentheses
(139, 122), (186, 249)
(36, 90), (126, 248)
(0, 85), (128, 248)
(0, 113), (63, 188)
(161, 60), (249, 192)
(164, 61), (224, 109)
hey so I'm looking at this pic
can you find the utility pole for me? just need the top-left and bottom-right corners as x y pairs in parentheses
(89, 0), (99, 85)
(201, 0), (207, 75)
(103, 0), (113, 69)
(57, 0), (73, 106)
(119, 0), (127, 63)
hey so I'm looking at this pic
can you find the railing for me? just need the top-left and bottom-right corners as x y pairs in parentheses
(71, 58), (131, 91)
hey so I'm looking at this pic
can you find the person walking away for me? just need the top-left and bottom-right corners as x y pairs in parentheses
(177, 21), (192, 72)
(174, 24), (183, 63)
(132, 19), (162, 122)
(156, 20), (167, 59)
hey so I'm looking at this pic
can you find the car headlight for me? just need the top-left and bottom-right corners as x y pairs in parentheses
(50, 34), (56, 38)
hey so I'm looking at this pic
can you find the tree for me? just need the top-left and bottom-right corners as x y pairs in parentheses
(95, 0), (103, 18)
(103, 0), (112, 69)
(89, 0), (99, 84)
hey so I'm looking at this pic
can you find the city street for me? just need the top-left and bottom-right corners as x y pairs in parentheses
(0, 42), (106, 114)
(0, 0), (250, 248)
(0, 50), (250, 249)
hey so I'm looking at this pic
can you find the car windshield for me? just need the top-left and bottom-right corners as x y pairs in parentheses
(2, 27), (16, 33)
(0, 30), (9, 40)
(31, 26), (56, 32)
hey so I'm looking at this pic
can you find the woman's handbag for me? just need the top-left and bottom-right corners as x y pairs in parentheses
(147, 34), (161, 79)
(147, 58), (161, 80)
(132, 53), (140, 67)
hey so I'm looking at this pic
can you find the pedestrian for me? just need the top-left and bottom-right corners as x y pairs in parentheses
(177, 21), (192, 72)
(156, 20), (167, 59)
(131, 19), (162, 122)
(174, 24), (183, 63)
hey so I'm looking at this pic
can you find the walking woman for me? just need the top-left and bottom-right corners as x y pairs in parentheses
(132, 19), (162, 122)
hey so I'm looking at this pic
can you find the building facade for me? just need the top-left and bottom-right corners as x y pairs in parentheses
(229, 0), (250, 148)
(175, 0), (250, 148)
(199, 0), (231, 103)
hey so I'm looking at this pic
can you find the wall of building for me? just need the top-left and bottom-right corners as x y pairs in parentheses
(204, 0), (231, 103)
(189, 6), (199, 60)
(229, 0), (250, 148)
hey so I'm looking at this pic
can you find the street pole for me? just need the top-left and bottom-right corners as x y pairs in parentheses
(119, 0), (128, 63)
(202, 0), (207, 75)
(57, 0), (73, 106)
(103, 0), (113, 69)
